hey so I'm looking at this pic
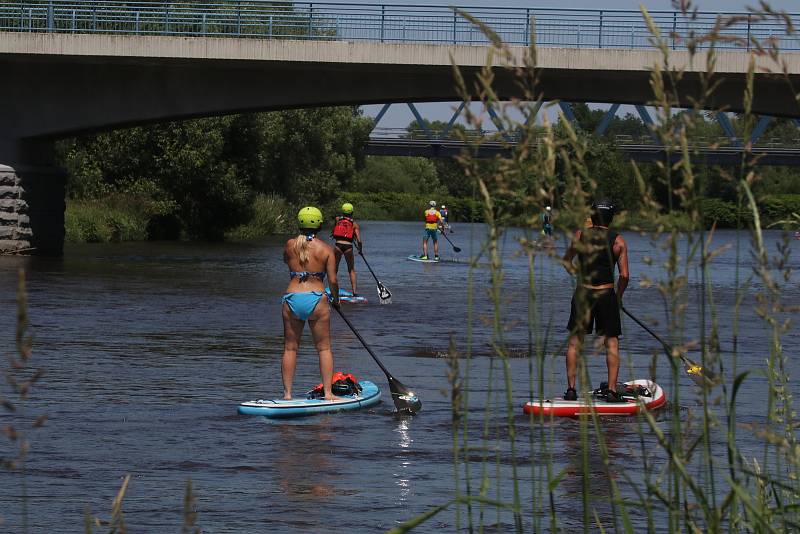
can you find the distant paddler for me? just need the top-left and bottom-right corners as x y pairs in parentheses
(562, 199), (630, 403)
(331, 202), (363, 296)
(440, 204), (452, 234)
(541, 206), (553, 237)
(281, 207), (340, 401)
(421, 200), (444, 261)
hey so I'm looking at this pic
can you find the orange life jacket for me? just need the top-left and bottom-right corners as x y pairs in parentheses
(332, 216), (355, 240)
(425, 210), (439, 224)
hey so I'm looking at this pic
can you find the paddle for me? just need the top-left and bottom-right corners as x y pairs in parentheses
(356, 243), (392, 305)
(621, 306), (719, 387)
(441, 229), (462, 253)
(334, 307), (422, 414)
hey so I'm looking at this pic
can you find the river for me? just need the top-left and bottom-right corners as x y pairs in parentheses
(1, 221), (798, 532)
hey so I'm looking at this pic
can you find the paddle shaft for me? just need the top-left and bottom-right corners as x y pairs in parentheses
(442, 231), (462, 253)
(357, 249), (382, 286)
(622, 306), (694, 369)
(334, 306), (393, 378)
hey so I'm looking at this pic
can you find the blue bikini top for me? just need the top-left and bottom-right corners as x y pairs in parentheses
(289, 271), (326, 281)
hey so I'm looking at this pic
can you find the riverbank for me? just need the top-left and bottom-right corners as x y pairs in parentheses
(65, 192), (800, 243)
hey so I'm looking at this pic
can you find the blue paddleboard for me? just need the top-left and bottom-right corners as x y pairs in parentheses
(238, 380), (381, 419)
(325, 287), (368, 303)
(407, 255), (439, 263)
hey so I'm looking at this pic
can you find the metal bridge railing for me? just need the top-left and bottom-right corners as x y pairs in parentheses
(369, 128), (800, 149)
(0, 1), (798, 50)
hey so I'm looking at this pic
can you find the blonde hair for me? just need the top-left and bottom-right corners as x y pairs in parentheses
(293, 235), (310, 266)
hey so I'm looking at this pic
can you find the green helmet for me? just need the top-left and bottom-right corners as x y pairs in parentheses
(297, 206), (323, 229)
(341, 202), (354, 215)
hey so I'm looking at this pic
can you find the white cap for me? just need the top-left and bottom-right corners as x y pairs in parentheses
(546, 206), (551, 211)
(441, 204), (446, 208)
(429, 200), (436, 207)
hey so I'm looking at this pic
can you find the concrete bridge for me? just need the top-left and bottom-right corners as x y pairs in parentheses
(1, 1), (799, 254)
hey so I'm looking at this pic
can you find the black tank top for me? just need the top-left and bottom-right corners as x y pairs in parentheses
(577, 227), (619, 286)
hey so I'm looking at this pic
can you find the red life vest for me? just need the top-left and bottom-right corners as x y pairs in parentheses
(332, 216), (355, 240)
(425, 210), (440, 224)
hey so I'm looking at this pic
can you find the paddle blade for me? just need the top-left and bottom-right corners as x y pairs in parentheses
(452, 246), (462, 253)
(682, 356), (720, 387)
(388, 376), (421, 414)
(377, 283), (392, 305)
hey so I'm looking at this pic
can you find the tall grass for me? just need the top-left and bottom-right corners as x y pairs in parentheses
(391, 3), (800, 532)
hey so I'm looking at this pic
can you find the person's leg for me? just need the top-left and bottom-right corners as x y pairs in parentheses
(343, 246), (357, 294)
(433, 233), (439, 258)
(605, 336), (620, 392)
(566, 334), (583, 390)
(281, 303), (306, 399)
(422, 235), (428, 258)
(334, 244), (343, 272)
(308, 298), (335, 400)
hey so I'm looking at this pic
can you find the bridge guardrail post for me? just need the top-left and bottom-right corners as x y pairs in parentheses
(746, 14), (751, 49)
(525, 8), (530, 47)
(598, 10), (603, 48)
(672, 12), (677, 49)
(237, 1), (242, 36)
(47, 1), (53, 32)
(308, 3), (313, 39)
(453, 10), (457, 44)
(380, 5), (385, 43)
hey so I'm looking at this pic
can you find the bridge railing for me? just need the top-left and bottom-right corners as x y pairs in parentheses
(0, 1), (798, 50)
(370, 128), (800, 149)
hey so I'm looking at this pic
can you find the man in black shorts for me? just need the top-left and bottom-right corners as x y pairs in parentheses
(562, 199), (629, 402)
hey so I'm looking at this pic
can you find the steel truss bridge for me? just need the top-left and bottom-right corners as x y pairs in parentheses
(364, 102), (800, 166)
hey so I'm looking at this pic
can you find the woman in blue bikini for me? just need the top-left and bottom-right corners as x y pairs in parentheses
(282, 206), (340, 401)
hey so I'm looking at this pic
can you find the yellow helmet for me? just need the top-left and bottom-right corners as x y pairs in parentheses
(341, 202), (354, 215)
(297, 206), (323, 229)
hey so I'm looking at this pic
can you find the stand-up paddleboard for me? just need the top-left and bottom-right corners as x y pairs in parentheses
(523, 379), (666, 417)
(325, 288), (368, 304)
(407, 255), (439, 263)
(238, 380), (381, 419)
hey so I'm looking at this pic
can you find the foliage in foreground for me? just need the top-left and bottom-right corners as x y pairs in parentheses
(388, 3), (800, 533)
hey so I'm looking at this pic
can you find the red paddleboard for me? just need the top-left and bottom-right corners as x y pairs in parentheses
(523, 379), (666, 417)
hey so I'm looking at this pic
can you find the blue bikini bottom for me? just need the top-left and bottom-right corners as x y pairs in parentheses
(282, 291), (325, 321)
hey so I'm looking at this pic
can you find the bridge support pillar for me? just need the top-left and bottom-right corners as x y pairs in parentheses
(0, 141), (66, 256)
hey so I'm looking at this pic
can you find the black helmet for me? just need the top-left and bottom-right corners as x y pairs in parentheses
(591, 199), (615, 226)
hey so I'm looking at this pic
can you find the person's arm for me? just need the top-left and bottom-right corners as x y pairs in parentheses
(614, 235), (629, 301)
(438, 212), (445, 232)
(561, 230), (581, 274)
(326, 245), (340, 308)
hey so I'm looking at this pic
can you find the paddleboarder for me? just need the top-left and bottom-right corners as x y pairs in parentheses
(562, 199), (629, 402)
(541, 206), (553, 237)
(421, 200), (444, 260)
(282, 207), (340, 401)
(331, 202), (363, 296)
(440, 204), (452, 233)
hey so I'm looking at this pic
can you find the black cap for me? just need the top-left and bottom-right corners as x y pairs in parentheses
(591, 199), (615, 225)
